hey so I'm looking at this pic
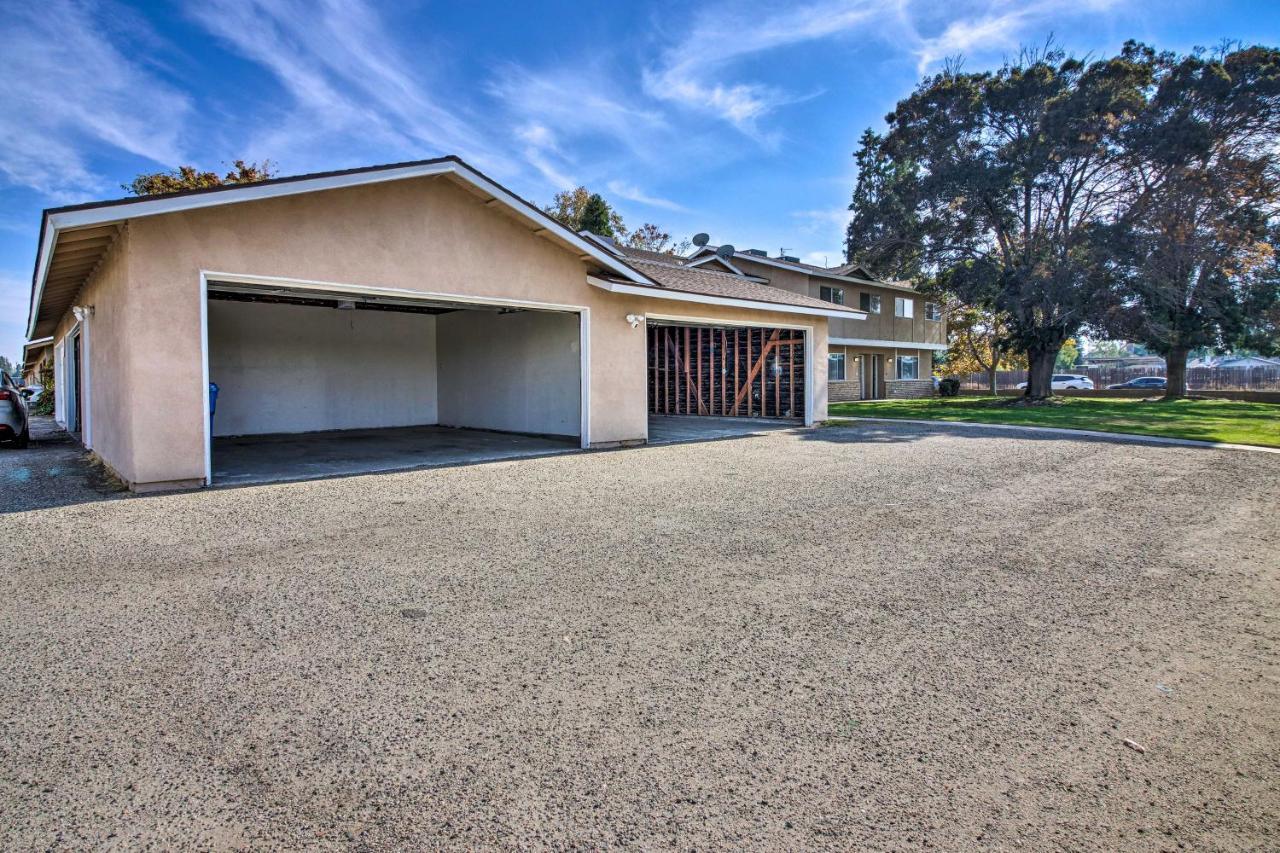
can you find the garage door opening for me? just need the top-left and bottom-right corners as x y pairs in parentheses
(647, 321), (807, 421)
(203, 281), (584, 485)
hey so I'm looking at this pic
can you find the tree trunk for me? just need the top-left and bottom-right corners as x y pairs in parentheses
(987, 365), (998, 396)
(1024, 345), (1058, 399)
(1163, 346), (1189, 399)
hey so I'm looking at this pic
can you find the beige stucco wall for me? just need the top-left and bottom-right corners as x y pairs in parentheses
(52, 175), (829, 488)
(52, 226), (135, 480)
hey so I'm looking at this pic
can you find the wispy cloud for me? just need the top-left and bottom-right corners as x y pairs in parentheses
(905, 0), (1123, 71)
(186, 0), (515, 176)
(643, 0), (887, 142)
(0, 0), (190, 200)
(605, 181), (689, 212)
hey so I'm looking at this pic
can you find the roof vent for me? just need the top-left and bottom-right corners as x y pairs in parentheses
(745, 248), (768, 257)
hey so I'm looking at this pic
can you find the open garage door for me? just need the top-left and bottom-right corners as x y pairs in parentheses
(203, 279), (584, 485)
(647, 321), (807, 420)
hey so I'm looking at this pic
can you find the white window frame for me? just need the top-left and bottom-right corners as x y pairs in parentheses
(819, 285), (845, 306)
(860, 293), (881, 314)
(925, 301), (942, 321)
(897, 355), (920, 380)
(895, 297), (914, 319)
(828, 352), (846, 381)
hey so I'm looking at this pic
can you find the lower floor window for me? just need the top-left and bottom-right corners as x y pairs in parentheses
(896, 355), (919, 380)
(828, 352), (846, 381)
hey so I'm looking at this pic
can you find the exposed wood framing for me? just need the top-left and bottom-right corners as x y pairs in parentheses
(646, 323), (805, 419)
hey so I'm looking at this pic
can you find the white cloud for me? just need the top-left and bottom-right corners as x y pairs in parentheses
(0, 0), (191, 200)
(187, 0), (516, 177)
(605, 181), (689, 212)
(0, 272), (33, 367)
(643, 0), (888, 140)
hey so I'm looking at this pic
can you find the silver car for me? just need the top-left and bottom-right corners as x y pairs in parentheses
(0, 371), (31, 448)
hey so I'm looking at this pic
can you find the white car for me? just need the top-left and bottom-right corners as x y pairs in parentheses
(1016, 373), (1095, 391)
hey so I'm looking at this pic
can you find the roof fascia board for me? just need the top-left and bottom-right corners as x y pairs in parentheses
(830, 336), (948, 351)
(29, 159), (655, 337)
(587, 275), (868, 321)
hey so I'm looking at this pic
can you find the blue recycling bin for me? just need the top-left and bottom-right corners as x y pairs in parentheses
(209, 382), (219, 428)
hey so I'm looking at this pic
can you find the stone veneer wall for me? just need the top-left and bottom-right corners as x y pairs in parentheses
(829, 378), (862, 402)
(885, 379), (935, 399)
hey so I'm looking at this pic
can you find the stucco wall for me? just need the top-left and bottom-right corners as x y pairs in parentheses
(74, 175), (829, 487)
(207, 299), (438, 436)
(52, 226), (136, 482)
(437, 308), (579, 437)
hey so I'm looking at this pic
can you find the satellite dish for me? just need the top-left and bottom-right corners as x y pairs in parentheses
(716, 244), (736, 261)
(692, 232), (710, 248)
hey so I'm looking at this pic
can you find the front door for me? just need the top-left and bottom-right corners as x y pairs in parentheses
(68, 331), (83, 434)
(861, 354), (882, 400)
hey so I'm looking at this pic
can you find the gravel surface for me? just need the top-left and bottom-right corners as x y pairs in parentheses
(1, 421), (1277, 849)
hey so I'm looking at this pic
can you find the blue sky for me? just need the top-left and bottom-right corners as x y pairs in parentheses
(2, 0), (1278, 365)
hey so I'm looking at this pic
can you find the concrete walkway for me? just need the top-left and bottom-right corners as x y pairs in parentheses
(212, 425), (580, 486)
(647, 415), (805, 445)
(827, 415), (1280, 453)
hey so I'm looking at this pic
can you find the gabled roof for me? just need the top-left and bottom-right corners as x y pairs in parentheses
(589, 256), (867, 320)
(690, 246), (919, 292)
(28, 156), (657, 338)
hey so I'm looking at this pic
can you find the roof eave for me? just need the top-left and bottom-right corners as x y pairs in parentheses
(587, 275), (869, 321)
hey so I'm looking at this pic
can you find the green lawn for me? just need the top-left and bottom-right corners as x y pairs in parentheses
(827, 396), (1280, 448)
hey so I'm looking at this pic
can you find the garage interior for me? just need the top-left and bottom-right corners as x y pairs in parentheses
(206, 282), (582, 485)
(647, 320), (806, 414)
(646, 320), (808, 444)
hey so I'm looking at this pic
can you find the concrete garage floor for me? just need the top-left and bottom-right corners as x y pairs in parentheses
(212, 424), (579, 486)
(2, 422), (1278, 848)
(647, 414), (804, 444)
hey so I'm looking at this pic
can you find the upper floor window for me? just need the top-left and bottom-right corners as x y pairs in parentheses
(820, 285), (845, 305)
(828, 352), (846, 381)
(859, 293), (881, 313)
(896, 355), (920, 380)
(925, 301), (942, 321)
(895, 297), (914, 318)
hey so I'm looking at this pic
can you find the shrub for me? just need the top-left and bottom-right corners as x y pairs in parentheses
(938, 377), (961, 397)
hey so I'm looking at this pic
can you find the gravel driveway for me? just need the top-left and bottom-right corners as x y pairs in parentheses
(1, 421), (1277, 849)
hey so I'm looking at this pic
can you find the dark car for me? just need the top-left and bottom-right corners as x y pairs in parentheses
(1107, 376), (1167, 390)
(0, 371), (31, 448)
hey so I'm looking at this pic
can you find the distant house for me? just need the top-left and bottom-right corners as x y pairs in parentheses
(1188, 355), (1280, 369)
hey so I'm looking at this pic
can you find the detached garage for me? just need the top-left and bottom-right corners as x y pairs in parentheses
(24, 156), (858, 491)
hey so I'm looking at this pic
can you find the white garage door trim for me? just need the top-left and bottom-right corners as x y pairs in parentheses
(642, 311), (817, 428)
(199, 270), (592, 486)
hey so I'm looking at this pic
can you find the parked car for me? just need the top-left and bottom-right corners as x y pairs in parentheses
(22, 384), (44, 406)
(1107, 376), (1167, 390)
(0, 371), (31, 448)
(1016, 373), (1095, 391)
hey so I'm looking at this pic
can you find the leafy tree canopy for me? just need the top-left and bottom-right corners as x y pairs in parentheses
(125, 160), (276, 196)
(543, 186), (689, 254)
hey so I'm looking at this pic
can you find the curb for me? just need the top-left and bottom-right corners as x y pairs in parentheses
(825, 416), (1280, 454)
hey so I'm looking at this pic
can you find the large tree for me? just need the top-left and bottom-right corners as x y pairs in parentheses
(543, 186), (627, 237)
(875, 46), (1155, 398)
(1104, 43), (1280, 397)
(543, 186), (689, 254)
(845, 128), (922, 280)
(578, 193), (614, 237)
(125, 160), (275, 196)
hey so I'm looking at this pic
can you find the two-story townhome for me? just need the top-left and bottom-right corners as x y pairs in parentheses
(685, 246), (946, 400)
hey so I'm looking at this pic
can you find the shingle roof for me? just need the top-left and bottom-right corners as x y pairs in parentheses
(618, 258), (862, 314)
